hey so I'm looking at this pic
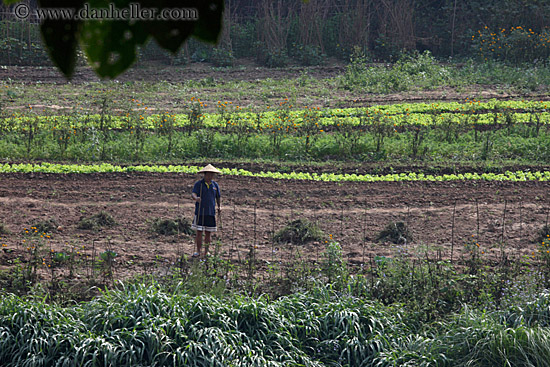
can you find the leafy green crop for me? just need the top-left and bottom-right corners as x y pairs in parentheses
(3, 99), (549, 133)
(1, 162), (550, 182)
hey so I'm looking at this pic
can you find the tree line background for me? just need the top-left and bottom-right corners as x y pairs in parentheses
(1, 0), (549, 67)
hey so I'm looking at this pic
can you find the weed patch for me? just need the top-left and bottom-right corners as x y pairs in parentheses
(29, 219), (58, 234)
(0, 222), (10, 235)
(150, 217), (193, 236)
(376, 221), (413, 244)
(77, 211), (116, 230)
(535, 224), (550, 244)
(273, 218), (325, 245)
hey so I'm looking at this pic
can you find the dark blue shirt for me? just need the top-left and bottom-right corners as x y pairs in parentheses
(192, 179), (220, 217)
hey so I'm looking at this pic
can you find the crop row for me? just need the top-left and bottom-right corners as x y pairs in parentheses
(2, 162), (550, 182)
(2, 99), (549, 133)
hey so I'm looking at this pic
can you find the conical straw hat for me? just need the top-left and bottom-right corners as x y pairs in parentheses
(198, 164), (222, 174)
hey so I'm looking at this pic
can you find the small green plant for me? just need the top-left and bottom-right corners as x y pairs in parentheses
(96, 97), (115, 161)
(184, 97), (205, 136)
(195, 128), (216, 157)
(21, 112), (40, 157)
(463, 236), (484, 274)
(52, 251), (70, 264)
(297, 106), (322, 155)
(409, 124), (428, 159)
(322, 241), (347, 284)
(19, 230), (48, 286)
(99, 249), (117, 282)
(176, 259), (228, 297)
(537, 233), (550, 272)
(341, 46), (369, 90)
(100, 250), (117, 262)
(155, 112), (177, 154)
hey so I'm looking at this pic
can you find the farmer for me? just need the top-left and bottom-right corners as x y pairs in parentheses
(191, 164), (221, 257)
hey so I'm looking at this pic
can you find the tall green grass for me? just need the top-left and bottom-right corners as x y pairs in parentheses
(2, 282), (550, 366)
(341, 51), (550, 93)
(0, 283), (405, 366)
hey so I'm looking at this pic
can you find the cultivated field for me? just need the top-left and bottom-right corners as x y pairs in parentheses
(1, 170), (549, 278)
(2, 59), (550, 366)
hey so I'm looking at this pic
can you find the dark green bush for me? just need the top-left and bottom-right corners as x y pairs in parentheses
(210, 47), (234, 67)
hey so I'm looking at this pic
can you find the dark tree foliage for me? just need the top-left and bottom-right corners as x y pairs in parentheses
(0, 0), (548, 76)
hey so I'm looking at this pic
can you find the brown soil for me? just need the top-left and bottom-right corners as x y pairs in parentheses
(1, 61), (346, 84)
(1, 171), (549, 286)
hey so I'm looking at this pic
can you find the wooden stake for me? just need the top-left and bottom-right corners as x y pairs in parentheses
(451, 200), (457, 264)
(271, 202), (275, 265)
(500, 199), (507, 261)
(476, 199), (480, 241)
(362, 201), (367, 267)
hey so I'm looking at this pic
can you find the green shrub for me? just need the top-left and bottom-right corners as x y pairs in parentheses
(255, 43), (289, 68)
(341, 50), (453, 92)
(293, 44), (325, 66)
(210, 47), (234, 67)
(473, 26), (550, 64)
(0, 283), (410, 367)
(322, 241), (347, 284)
(230, 21), (256, 58)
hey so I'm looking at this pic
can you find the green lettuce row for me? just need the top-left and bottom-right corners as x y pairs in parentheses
(3, 111), (549, 131)
(3, 99), (549, 131)
(1, 162), (550, 182)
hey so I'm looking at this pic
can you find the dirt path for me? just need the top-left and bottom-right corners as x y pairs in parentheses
(1, 172), (549, 283)
(1, 62), (345, 84)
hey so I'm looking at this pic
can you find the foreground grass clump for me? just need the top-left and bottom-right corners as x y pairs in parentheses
(0, 283), (405, 366)
(1, 282), (550, 366)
